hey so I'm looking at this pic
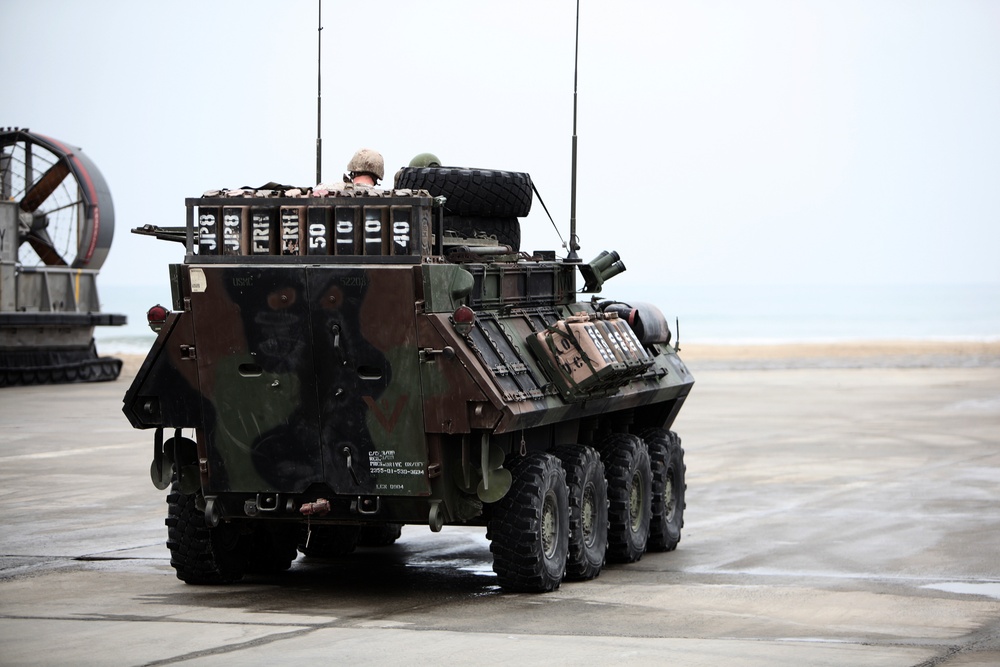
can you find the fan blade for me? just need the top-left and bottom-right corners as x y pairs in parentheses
(25, 227), (68, 266)
(20, 159), (70, 213)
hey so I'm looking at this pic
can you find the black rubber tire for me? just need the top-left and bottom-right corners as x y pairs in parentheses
(245, 524), (299, 574)
(487, 452), (569, 592)
(357, 523), (403, 547)
(550, 445), (608, 581)
(165, 484), (246, 584)
(643, 429), (687, 552)
(442, 215), (521, 251)
(600, 433), (652, 563)
(395, 167), (533, 218)
(298, 525), (361, 558)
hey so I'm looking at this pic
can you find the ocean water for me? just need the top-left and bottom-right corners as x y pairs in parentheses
(623, 283), (1000, 345)
(93, 282), (1000, 355)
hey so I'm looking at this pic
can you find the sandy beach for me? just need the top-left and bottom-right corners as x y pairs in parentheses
(677, 339), (1000, 369)
(115, 339), (1000, 377)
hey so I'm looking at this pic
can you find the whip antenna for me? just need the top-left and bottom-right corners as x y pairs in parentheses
(316, 0), (323, 184)
(567, 0), (582, 262)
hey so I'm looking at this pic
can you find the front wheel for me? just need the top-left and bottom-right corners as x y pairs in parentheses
(644, 429), (687, 552)
(488, 452), (569, 593)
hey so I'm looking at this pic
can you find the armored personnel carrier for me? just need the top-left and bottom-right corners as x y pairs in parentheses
(123, 166), (693, 592)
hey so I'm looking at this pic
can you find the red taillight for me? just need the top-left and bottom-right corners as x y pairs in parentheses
(452, 305), (475, 335)
(147, 304), (169, 333)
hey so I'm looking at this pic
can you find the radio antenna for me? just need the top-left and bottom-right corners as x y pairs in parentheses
(315, 0), (323, 185)
(567, 0), (582, 262)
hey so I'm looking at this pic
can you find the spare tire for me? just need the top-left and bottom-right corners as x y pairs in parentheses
(442, 215), (521, 251)
(395, 167), (533, 218)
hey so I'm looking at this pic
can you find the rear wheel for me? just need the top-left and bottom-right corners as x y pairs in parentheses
(600, 434), (652, 563)
(551, 445), (608, 580)
(488, 452), (569, 592)
(165, 484), (245, 584)
(644, 429), (687, 552)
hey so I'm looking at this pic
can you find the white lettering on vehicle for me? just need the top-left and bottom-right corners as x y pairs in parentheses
(308, 222), (326, 249)
(198, 213), (217, 251)
(222, 213), (240, 251)
(393, 220), (410, 249)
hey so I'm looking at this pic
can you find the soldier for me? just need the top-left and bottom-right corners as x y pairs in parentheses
(408, 152), (441, 168)
(346, 148), (384, 186)
(316, 149), (384, 193)
(392, 153), (441, 188)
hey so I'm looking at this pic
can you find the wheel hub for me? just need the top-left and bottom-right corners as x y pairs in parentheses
(542, 490), (558, 558)
(664, 473), (676, 521)
(629, 471), (643, 532)
(581, 483), (596, 547)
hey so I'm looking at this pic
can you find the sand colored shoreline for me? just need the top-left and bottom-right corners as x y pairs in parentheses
(680, 339), (1000, 360)
(112, 340), (1000, 378)
(680, 340), (1000, 369)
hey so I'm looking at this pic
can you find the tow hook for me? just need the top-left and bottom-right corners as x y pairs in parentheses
(300, 498), (331, 516)
(299, 498), (331, 550)
(245, 493), (281, 516)
(357, 496), (380, 515)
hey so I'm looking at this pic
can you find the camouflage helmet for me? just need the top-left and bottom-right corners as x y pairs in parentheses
(408, 152), (441, 168)
(347, 148), (384, 181)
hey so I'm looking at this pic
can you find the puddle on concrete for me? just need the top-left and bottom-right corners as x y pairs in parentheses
(922, 582), (1000, 599)
(945, 395), (1000, 413)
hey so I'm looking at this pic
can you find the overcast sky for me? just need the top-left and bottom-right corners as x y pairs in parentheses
(4, 0), (999, 291)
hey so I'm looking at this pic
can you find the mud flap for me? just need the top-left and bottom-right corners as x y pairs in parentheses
(150, 428), (172, 490)
(150, 428), (200, 494)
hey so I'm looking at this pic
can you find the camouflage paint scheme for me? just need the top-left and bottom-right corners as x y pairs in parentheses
(124, 192), (693, 528)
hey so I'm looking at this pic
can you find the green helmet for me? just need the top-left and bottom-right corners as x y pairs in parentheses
(408, 152), (441, 168)
(347, 148), (384, 181)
